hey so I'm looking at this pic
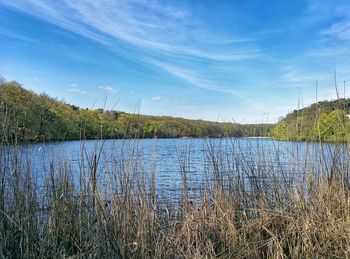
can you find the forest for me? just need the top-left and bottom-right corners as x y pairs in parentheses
(272, 98), (350, 142)
(0, 79), (272, 142)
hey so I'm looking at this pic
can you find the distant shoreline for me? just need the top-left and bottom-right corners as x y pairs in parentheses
(243, 136), (271, 139)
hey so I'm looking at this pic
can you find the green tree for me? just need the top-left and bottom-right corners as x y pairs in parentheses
(272, 123), (290, 140)
(316, 109), (349, 142)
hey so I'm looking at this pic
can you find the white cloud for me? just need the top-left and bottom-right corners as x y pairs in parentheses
(148, 59), (249, 100)
(32, 77), (42, 82)
(99, 85), (119, 93)
(322, 20), (350, 40)
(0, 0), (257, 62)
(151, 96), (163, 101)
(68, 87), (86, 94)
(151, 96), (171, 106)
(279, 69), (327, 85)
(0, 0), (261, 96)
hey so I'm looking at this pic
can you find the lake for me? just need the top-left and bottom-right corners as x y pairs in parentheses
(3, 137), (348, 201)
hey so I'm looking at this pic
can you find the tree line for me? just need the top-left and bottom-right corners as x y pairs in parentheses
(272, 98), (350, 142)
(0, 80), (272, 143)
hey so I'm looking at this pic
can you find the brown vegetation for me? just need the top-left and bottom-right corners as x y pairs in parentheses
(0, 137), (349, 258)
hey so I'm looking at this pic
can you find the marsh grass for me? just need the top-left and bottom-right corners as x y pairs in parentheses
(0, 133), (349, 258)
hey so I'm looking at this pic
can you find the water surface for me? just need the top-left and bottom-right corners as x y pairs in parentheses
(6, 138), (348, 200)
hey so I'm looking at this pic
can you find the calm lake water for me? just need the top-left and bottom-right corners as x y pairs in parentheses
(6, 137), (349, 200)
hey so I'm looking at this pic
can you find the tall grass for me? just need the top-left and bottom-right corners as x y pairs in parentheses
(0, 136), (349, 258)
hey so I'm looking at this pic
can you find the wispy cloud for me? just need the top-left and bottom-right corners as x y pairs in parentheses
(151, 96), (163, 101)
(32, 77), (42, 82)
(306, 0), (350, 41)
(279, 69), (327, 85)
(322, 20), (350, 40)
(68, 86), (87, 95)
(151, 96), (168, 106)
(0, 28), (37, 43)
(99, 85), (119, 93)
(148, 59), (245, 96)
(0, 0), (261, 94)
(3, 0), (350, 122)
(306, 46), (350, 57)
(0, 0), (256, 60)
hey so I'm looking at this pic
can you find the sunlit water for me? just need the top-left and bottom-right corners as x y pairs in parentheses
(5, 138), (349, 201)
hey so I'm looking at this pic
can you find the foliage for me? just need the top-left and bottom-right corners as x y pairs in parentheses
(316, 109), (350, 142)
(272, 98), (350, 142)
(0, 80), (273, 142)
(272, 122), (290, 140)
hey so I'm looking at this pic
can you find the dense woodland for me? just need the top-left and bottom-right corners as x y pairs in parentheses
(272, 98), (350, 142)
(0, 80), (272, 142)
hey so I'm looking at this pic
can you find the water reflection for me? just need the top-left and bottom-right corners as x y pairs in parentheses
(4, 138), (349, 201)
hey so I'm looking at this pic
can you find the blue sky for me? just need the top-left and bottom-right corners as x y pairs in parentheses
(1, 0), (350, 123)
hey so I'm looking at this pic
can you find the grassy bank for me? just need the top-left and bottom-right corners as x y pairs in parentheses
(0, 137), (349, 258)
